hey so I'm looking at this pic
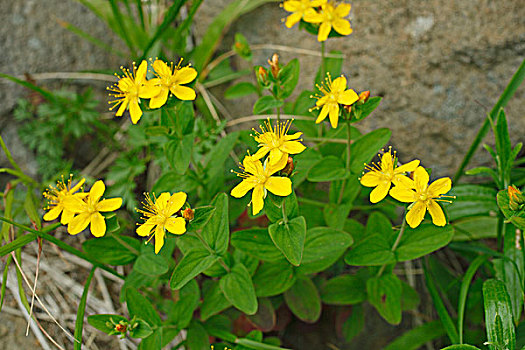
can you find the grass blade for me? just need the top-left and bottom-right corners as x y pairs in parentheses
(0, 255), (13, 312)
(454, 58), (525, 183)
(0, 233), (37, 257)
(384, 320), (445, 350)
(458, 255), (488, 344)
(423, 258), (459, 344)
(108, 0), (136, 55)
(0, 73), (56, 103)
(74, 267), (96, 350)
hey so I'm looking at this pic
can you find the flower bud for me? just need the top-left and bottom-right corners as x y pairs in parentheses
(268, 53), (280, 78)
(257, 66), (268, 83)
(281, 157), (295, 176)
(359, 90), (370, 103)
(182, 208), (195, 221)
(115, 324), (127, 333)
(508, 185), (524, 211)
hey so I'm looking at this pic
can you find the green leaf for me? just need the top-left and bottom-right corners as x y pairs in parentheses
(138, 329), (162, 350)
(253, 260), (296, 297)
(233, 33), (252, 60)
(247, 298), (275, 332)
(253, 95), (283, 114)
(167, 279), (200, 329)
(202, 193), (229, 255)
(453, 216), (498, 241)
(0, 233), (37, 257)
(225, 82), (258, 99)
(83, 236), (140, 265)
(494, 108), (512, 175)
(351, 97), (382, 123)
(395, 224), (455, 261)
(220, 263), (258, 315)
(186, 320), (209, 350)
(307, 156), (348, 182)
(24, 190), (41, 230)
(320, 275), (366, 305)
(383, 320), (445, 350)
(400, 279), (420, 311)
(367, 273), (402, 325)
(284, 275), (321, 323)
(203, 132), (239, 180)
(88, 314), (127, 335)
(349, 128), (392, 173)
(314, 50), (343, 86)
(128, 318), (153, 339)
(201, 281), (232, 321)
(165, 134), (193, 174)
(231, 228), (283, 262)
(497, 189), (525, 231)
(170, 249), (219, 290)
(502, 223), (524, 323)
(297, 227), (353, 274)
(342, 304), (364, 341)
(268, 216), (307, 266)
(189, 206), (216, 231)
(264, 191), (299, 223)
(483, 279), (516, 350)
(293, 148), (322, 185)
(279, 58), (300, 99)
(126, 288), (162, 326)
(344, 234), (395, 266)
(133, 250), (169, 276)
(447, 185), (499, 221)
(74, 268), (95, 350)
(441, 345), (482, 350)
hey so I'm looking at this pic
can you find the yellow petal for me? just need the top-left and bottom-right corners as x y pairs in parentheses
(311, 0), (326, 6)
(170, 85), (196, 101)
(395, 159), (420, 174)
(173, 67), (197, 85)
(393, 174), (416, 188)
(167, 192), (187, 216)
(139, 79), (162, 99)
(427, 200), (446, 226)
(337, 89), (359, 105)
(369, 181), (391, 203)
(43, 206), (62, 221)
(303, 8), (323, 23)
(268, 148), (285, 165)
(335, 3), (351, 17)
(389, 186), (417, 203)
(156, 193), (171, 210)
(265, 177), (292, 197)
(68, 212), (91, 235)
(266, 153), (288, 175)
(316, 94), (330, 107)
(252, 146), (270, 161)
(315, 104), (330, 123)
(60, 208), (75, 225)
(318, 22), (332, 42)
(90, 212), (106, 237)
(165, 217), (186, 235)
(281, 140), (306, 155)
(328, 103), (339, 128)
(115, 98), (129, 117)
(129, 98), (143, 124)
(413, 166), (429, 191)
(70, 178), (86, 193)
(406, 201), (426, 228)
(331, 76), (347, 92)
(63, 196), (86, 213)
(380, 151), (394, 173)
(285, 12), (303, 28)
(136, 219), (156, 237)
(154, 225), (165, 254)
(118, 77), (133, 92)
(251, 185), (265, 215)
(152, 59), (172, 78)
(97, 198), (122, 212)
(360, 171), (382, 187)
(284, 131), (302, 141)
(333, 18), (352, 36)
(428, 177), (452, 197)
(89, 180), (106, 203)
(149, 88), (169, 109)
(135, 60), (148, 85)
(283, 0), (301, 12)
(231, 179), (256, 198)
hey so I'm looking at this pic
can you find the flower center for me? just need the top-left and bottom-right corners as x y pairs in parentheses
(419, 193), (428, 202)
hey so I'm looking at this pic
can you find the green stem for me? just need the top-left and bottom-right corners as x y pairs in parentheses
(276, 106), (281, 123)
(0, 217), (124, 279)
(193, 230), (230, 273)
(321, 41), (326, 79)
(297, 197), (326, 207)
(377, 210), (408, 277)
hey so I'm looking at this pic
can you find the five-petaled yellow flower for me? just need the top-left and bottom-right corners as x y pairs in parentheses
(303, 1), (353, 42)
(149, 59), (197, 109)
(252, 119), (306, 165)
(231, 155), (292, 215)
(360, 149), (419, 203)
(311, 74), (358, 128)
(282, 0), (326, 28)
(64, 180), (123, 237)
(136, 192), (187, 254)
(389, 166), (453, 228)
(43, 175), (87, 224)
(107, 60), (161, 124)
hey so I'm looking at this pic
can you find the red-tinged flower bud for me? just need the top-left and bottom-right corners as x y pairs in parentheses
(257, 66), (268, 82)
(508, 185), (524, 211)
(182, 208), (195, 221)
(359, 91), (370, 103)
(268, 53), (279, 78)
(343, 104), (352, 113)
(115, 324), (127, 333)
(281, 156), (295, 176)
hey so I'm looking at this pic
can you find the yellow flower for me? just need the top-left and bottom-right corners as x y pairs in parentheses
(281, 0), (326, 28)
(149, 59), (197, 109)
(136, 192), (187, 254)
(107, 60), (161, 124)
(43, 176), (87, 224)
(252, 119), (306, 165)
(231, 154), (292, 215)
(303, 1), (352, 42)
(311, 74), (358, 128)
(360, 149), (419, 203)
(389, 166), (453, 228)
(64, 180), (123, 237)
